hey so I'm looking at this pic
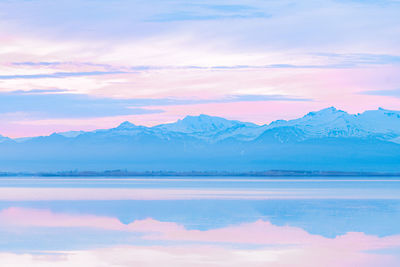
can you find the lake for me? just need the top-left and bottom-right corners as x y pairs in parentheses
(0, 177), (399, 266)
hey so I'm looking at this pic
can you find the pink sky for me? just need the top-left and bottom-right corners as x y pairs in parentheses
(0, 0), (399, 137)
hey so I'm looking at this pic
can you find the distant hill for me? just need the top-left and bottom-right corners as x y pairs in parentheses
(1, 107), (400, 172)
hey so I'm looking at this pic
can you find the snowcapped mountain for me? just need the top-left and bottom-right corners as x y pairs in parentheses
(151, 107), (400, 143)
(155, 114), (255, 133)
(57, 130), (86, 138)
(0, 134), (12, 143)
(5, 107), (400, 143)
(357, 108), (400, 140)
(3, 107), (400, 144)
(267, 107), (360, 137)
(265, 107), (400, 142)
(154, 114), (261, 141)
(1, 107), (400, 172)
(50, 114), (263, 142)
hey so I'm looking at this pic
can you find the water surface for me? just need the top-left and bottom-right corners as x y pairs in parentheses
(0, 176), (399, 266)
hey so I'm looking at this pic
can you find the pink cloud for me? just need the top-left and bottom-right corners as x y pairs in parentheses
(1, 64), (400, 137)
(1, 21), (400, 138)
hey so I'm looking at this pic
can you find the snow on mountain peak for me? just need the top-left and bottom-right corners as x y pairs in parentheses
(282, 107), (349, 125)
(267, 107), (360, 137)
(318, 106), (338, 113)
(116, 121), (137, 129)
(57, 131), (85, 138)
(4, 107), (400, 144)
(156, 114), (253, 134)
(356, 108), (400, 136)
(0, 134), (12, 143)
(305, 107), (346, 117)
(264, 107), (400, 139)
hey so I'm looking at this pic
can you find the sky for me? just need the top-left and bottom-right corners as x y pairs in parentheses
(0, 0), (400, 137)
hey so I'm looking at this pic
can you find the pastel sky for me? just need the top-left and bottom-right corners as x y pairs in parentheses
(1, 0), (400, 137)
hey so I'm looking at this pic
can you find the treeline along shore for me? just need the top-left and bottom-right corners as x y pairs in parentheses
(1, 170), (400, 177)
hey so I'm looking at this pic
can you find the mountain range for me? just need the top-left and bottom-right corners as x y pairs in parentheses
(1, 107), (400, 172)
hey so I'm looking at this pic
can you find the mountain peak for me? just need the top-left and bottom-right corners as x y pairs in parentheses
(116, 121), (137, 129)
(57, 130), (85, 138)
(326, 106), (337, 112)
(317, 106), (344, 114)
(0, 134), (10, 142)
(181, 114), (224, 123)
(157, 114), (249, 134)
(0, 135), (12, 144)
(376, 107), (399, 114)
(305, 107), (346, 117)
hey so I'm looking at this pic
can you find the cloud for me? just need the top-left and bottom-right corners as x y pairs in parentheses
(312, 53), (400, 66)
(11, 61), (118, 71)
(0, 92), (163, 119)
(147, 10), (270, 22)
(11, 89), (69, 94)
(11, 62), (383, 73)
(12, 62), (64, 66)
(201, 4), (257, 13)
(1, 0), (400, 137)
(0, 71), (126, 80)
(11, 56), (399, 78)
(334, 0), (400, 5)
(225, 94), (312, 102)
(1, 0), (399, 54)
(0, 91), (310, 120)
(360, 89), (400, 98)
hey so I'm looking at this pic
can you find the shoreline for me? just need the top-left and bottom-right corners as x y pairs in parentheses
(2, 170), (400, 178)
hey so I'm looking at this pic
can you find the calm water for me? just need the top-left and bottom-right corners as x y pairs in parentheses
(0, 177), (400, 266)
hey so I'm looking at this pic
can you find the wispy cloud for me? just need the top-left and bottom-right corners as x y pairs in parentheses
(222, 94), (312, 102)
(360, 89), (400, 98)
(0, 91), (311, 120)
(0, 0), (399, 136)
(313, 53), (400, 66)
(12, 55), (400, 77)
(0, 92), (163, 119)
(12, 62), (64, 66)
(0, 71), (127, 80)
(11, 88), (69, 94)
(148, 11), (270, 22)
(11, 61), (118, 71)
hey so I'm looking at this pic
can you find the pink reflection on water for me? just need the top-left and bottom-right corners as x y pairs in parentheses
(1, 207), (400, 266)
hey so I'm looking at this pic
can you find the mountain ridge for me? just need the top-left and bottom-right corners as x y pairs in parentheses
(1, 107), (400, 172)
(4, 107), (400, 144)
